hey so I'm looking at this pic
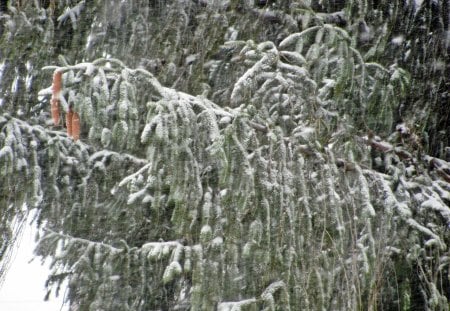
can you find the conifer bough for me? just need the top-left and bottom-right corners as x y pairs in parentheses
(0, 1), (449, 308)
(24, 41), (448, 309)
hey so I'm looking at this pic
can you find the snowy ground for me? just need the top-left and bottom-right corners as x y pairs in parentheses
(0, 219), (67, 311)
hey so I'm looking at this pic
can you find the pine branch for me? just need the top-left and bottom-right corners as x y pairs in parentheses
(41, 229), (124, 254)
(217, 281), (288, 310)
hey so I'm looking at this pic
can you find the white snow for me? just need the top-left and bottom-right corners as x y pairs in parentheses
(414, 0), (424, 9)
(391, 35), (404, 45)
(421, 194), (450, 221)
(217, 298), (258, 311)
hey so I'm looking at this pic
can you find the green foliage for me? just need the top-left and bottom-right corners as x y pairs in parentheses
(0, 0), (449, 310)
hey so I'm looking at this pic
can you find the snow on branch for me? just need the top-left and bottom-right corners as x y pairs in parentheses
(39, 228), (124, 255)
(57, 1), (85, 29)
(217, 280), (288, 311)
(217, 298), (258, 311)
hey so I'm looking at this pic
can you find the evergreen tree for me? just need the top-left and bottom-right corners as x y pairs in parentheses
(0, 0), (449, 310)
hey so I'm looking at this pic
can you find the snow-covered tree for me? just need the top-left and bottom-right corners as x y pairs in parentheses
(1, 1), (449, 310)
